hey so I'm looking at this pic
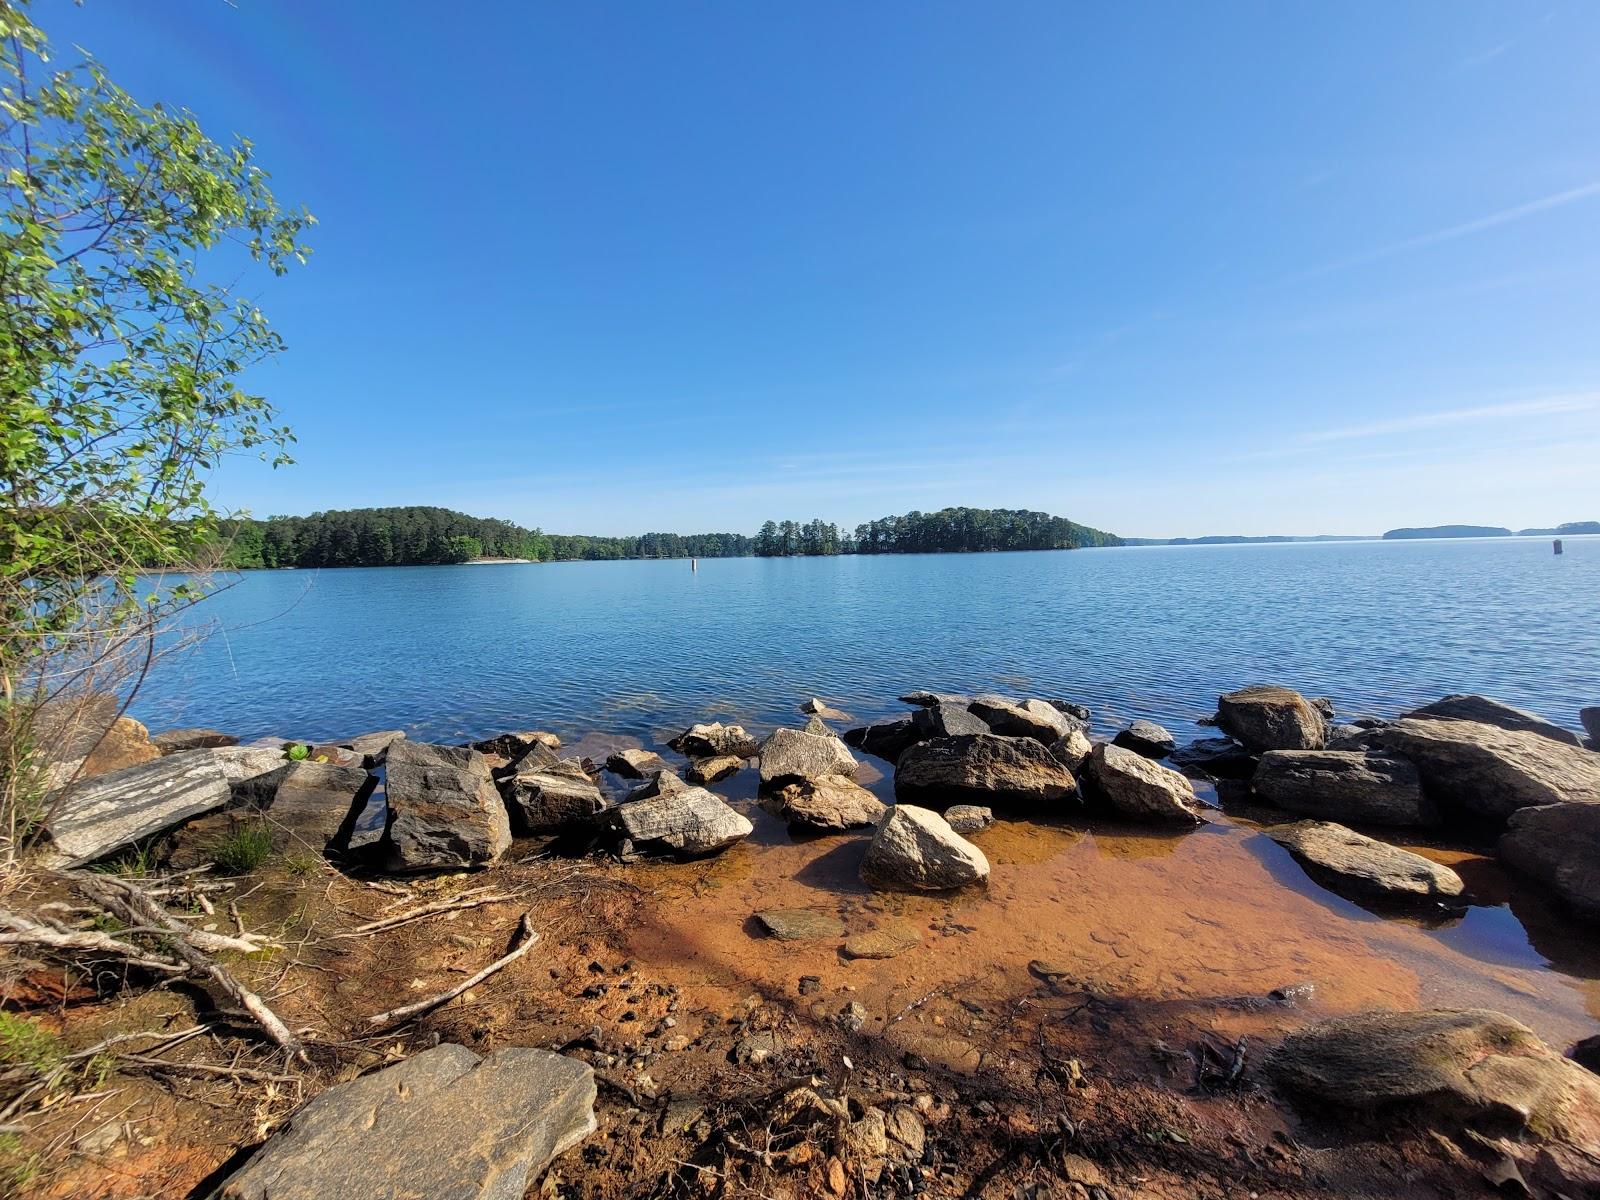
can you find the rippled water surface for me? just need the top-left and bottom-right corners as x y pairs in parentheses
(134, 536), (1599, 743)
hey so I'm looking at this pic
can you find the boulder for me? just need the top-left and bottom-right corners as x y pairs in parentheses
(500, 755), (607, 834)
(210, 1043), (596, 1200)
(303, 744), (363, 769)
(895, 734), (1078, 810)
(1046, 699), (1092, 722)
(78, 716), (161, 778)
(800, 697), (852, 721)
(669, 722), (759, 760)
(1269, 1009), (1600, 1192)
(842, 718), (920, 764)
(1499, 802), (1600, 921)
(967, 696), (1073, 743)
(42, 750), (233, 868)
(899, 690), (969, 708)
(236, 761), (376, 854)
(1403, 694), (1581, 747)
(469, 730), (556, 761)
(604, 747), (671, 779)
(383, 741), (511, 871)
(1083, 743), (1203, 824)
(944, 805), (993, 833)
(757, 727), (858, 785)
(1253, 750), (1435, 827)
(610, 787), (752, 857)
(213, 744), (291, 789)
(623, 770), (689, 803)
(1378, 717), (1600, 820)
(801, 714), (835, 737)
(1216, 685), (1326, 752)
(766, 775), (886, 831)
(26, 691), (122, 762)
(686, 755), (741, 785)
(1582, 706), (1600, 748)
(755, 908), (846, 941)
(1111, 719), (1177, 758)
(1169, 737), (1256, 779)
(1325, 724), (1382, 751)
(910, 702), (989, 740)
(338, 729), (406, 766)
(1047, 728), (1094, 773)
(1572, 1035), (1600, 1076)
(152, 728), (238, 754)
(860, 806), (989, 891)
(1266, 820), (1463, 902)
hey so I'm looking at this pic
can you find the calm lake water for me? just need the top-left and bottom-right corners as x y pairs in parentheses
(133, 536), (1599, 743)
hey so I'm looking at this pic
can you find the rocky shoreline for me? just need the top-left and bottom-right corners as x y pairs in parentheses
(9, 684), (1600, 1198)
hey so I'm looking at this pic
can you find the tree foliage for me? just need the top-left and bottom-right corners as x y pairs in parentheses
(851, 507), (1120, 554)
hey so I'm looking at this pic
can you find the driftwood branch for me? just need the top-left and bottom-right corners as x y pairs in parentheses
(336, 890), (522, 938)
(367, 913), (538, 1029)
(0, 908), (187, 974)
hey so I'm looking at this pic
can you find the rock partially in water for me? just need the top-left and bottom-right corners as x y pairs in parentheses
(1499, 802), (1600, 922)
(766, 775), (886, 831)
(1402, 694), (1582, 747)
(843, 919), (924, 959)
(610, 786), (752, 857)
(1046, 698), (1092, 722)
(152, 727), (239, 754)
(470, 730), (557, 761)
(756, 908), (846, 941)
(899, 690), (969, 708)
(1083, 743), (1204, 824)
(1216, 685), (1326, 752)
(624, 769), (689, 803)
(342, 728), (408, 766)
(1111, 719), (1177, 758)
(383, 741), (511, 871)
(801, 697), (852, 721)
(1379, 717), (1600, 821)
(686, 755), (742, 785)
(500, 754), (608, 834)
(1169, 737), (1256, 779)
(895, 734), (1078, 810)
(910, 702), (990, 740)
(1266, 820), (1464, 902)
(757, 727), (858, 785)
(1253, 750), (1435, 827)
(1581, 705), (1600, 748)
(42, 750), (233, 868)
(842, 717), (920, 764)
(860, 805), (989, 891)
(210, 1043), (595, 1200)
(1047, 727), (1094, 773)
(604, 747), (671, 779)
(1270, 1009), (1600, 1194)
(967, 696), (1073, 744)
(944, 804), (994, 833)
(669, 722), (760, 760)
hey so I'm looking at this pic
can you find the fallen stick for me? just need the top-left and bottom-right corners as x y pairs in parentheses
(118, 1054), (301, 1084)
(0, 909), (186, 975)
(336, 890), (522, 937)
(367, 913), (538, 1029)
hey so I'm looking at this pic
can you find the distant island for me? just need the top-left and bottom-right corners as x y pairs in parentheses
(1381, 521), (1598, 540)
(215, 505), (1123, 569)
(1121, 534), (1377, 546)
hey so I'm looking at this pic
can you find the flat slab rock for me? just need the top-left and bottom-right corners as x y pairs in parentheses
(605, 747), (671, 779)
(756, 908), (846, 941)
(686, 755), (742, 784)
(1084, 743), (1204, 824)
(757, 727), (858, 785)
(1253, 750), (1435, 827)
(860, 805), (989, 891)
(967, 696), (1073, 743)
(1379, 717), (1600, 820)
(843, 919), (924, 959)
(669, 722), (759, 759)
(210, 1044), (596, 1200)
(895, 733), (1077, 809)
(1402, 693), (1581, 747)
(611, 786), (752, 857)
(44, 750), (232, 867)
(1266, 820), (1464, 902)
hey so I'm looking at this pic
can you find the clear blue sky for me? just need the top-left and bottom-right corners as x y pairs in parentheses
(47, 1), (1600, 537)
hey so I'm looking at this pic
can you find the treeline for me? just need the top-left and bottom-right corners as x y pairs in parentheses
(215, 505), (1121, 568)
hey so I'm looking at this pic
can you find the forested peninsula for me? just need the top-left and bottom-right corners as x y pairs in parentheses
(215, 506), (1122, 569)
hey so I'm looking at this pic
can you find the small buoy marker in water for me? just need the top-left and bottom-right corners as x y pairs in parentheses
(691, 557), (698, 571)
(1554, 539), (1563, 555)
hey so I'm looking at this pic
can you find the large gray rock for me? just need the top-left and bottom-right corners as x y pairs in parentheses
(1403, 694), (1581, 747)
(765, 775), (886, 831)
(1083, 743), (1203, 824)
(237, 760), (376, 854)
(604, 747), (671, 779)
(668, 722), (759, 760)
(1112, 719), (1177, 758)
(1499, 802), (1600, 922)
(899, 690), (969, 708)
(1378, 717), (1600, 820)
(842, 717), (920, 764)
(910, 702), (990, 740)
(1169, 737), (1256, 779)
(341, 729), (407, 766)
(1253, 750), (1435, 827)
(211, 1044), (595, 1200)
(686, 755), (742, 784)
(755, 908), (846, 941)
(152, 728), (238, 754)
(611, 787), (752, 857)
(860, 805), (990, 891)
(213, 743), (291, 788)
(1267, 820), (1463, 902)
(42, 750), (233, 867)
(967, 696), (1072, 744)
(1582, 706), (1600, 747)
(1047, 727), (1094, 773)
(383, 741), (511, 871)
(895, 734), (1078, 810)
(757, 727), (857, 785)
(1269, 1009), (1600, 1193)
(1216, 685), (1326, 752)
(499, 753), (607, 834)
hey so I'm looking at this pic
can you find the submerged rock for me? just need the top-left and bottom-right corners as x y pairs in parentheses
(1216, 685), (1326, 752)
(1169, 737), (1256, 779)
(383, 741), (511, 871)
(944, 804), (994, 833)
(842, 717), (920, 764)
(1379, 717), (1600, 820)
(1266, 820), (1463, 902)
(755, 908), (846, 941)
(1402, 694), (1581, 747)
(669, 722), (759, 760)
(604, 747), (671, 779)
(1111, 719), (1177, 758)
(860, 805), (989, 891)
(686, 755), (742, 785)
(1253, 750), (1435, 827)
(967, 696), (1073, 744)
(910, 702), (990, 740)
(766, 775), (886, 831)
(800, 697), (852, 721)
(843, 919), (924, 959)
(500, 753), (608, 834)
(610, 787), (752, 857)
(470, 730), (557, 761)
(1083, 743), (1204, 824)
(42, 750), (233, 868)
(1499, 802), (1600, 922)
(896, 733), (1077, 809)
(757, 727), (858, 785)
(211, 1043), (596, 1200)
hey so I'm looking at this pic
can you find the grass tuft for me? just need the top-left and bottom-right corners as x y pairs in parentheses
(208, 824), (275, 875)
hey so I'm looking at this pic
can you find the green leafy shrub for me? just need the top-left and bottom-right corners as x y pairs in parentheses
(0, 1012), (62, 1076)
(286, 743), (310, 762)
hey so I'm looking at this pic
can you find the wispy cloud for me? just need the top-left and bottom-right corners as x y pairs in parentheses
(1306, 180), (1600, 277)
(1299, 394), (1599, 444)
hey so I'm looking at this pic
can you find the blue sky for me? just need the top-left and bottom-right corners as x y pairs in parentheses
(48, 1), (1600, 538)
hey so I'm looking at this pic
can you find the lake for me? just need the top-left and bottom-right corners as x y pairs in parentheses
(133, 536), (1598, 744)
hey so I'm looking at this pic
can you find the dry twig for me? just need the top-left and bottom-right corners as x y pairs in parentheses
(366, 912), (538, 1029)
